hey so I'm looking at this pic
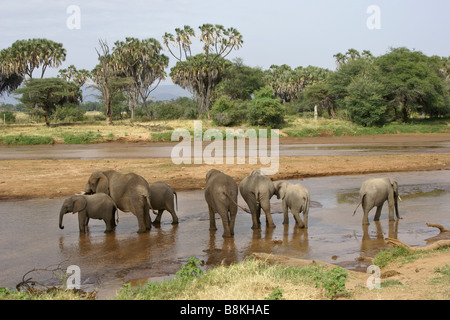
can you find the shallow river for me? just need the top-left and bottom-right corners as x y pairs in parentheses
(0, 170), (449, 298)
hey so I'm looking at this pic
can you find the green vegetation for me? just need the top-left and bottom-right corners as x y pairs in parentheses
(0, 134), (55, 146)
(115, 257), (348, 300)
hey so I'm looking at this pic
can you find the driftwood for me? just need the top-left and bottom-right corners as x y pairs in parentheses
(426, 223), (450, 233)
(385, 223), (450, 252)
(385, 238), (450, 252)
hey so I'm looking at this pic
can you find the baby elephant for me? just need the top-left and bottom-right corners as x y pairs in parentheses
(274, 181), (310, 228)
(59, 193), (118, 233)
(149, 181), (179, 225)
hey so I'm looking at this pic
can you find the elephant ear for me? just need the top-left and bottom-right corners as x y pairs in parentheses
(275, 182), (287, 200)
(91, 171), (110, 195)
(72, 195), (87, 213)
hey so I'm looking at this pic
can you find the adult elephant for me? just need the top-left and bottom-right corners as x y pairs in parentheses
(149, 181), (179, 225)
(84, 170), (152, 233)
(274, 181), (310, 228)
(353, 177), (401, 225)
(204, 169), (238, 238)
(239, 169), (277, 229)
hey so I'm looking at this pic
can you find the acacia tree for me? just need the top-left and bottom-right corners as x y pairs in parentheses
(376, 47), (447, 122)
(163, 24), (243, 118)
(14, 78), (80, 126)
(112, 37), (169, 119)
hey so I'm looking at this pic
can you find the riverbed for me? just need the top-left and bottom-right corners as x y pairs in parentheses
(0, 170), (448, 298)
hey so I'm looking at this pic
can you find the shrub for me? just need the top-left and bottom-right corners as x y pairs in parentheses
(211, 96), (247, 126)
(248, 87), (285, 128)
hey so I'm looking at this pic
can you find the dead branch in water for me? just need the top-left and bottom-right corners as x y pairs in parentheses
(426, 223), (450, 233)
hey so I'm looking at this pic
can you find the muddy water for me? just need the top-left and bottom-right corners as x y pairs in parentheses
(0, 138), (449, 159)
(0, 170), (449, 298)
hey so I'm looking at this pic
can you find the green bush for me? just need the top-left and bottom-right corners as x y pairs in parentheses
(51, 104), (86, 122)
(0, 135), (55, 146)
(248, 86), (285, 128)
(211, 96), (248, 126)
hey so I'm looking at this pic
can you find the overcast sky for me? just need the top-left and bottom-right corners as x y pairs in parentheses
(1, 0), (449, 82)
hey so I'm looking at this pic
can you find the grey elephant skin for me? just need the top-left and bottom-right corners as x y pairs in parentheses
(354, 177), (401, 225)
(239, 169), (277, 229)
(149, 181), (179, 225)
(274, 181), (310, 228)
(204, 169), (238, 238)
(84, 170), (152, 233)
(59, 193), (118, 233)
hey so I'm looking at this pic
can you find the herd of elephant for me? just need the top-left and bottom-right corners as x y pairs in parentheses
(59, 169), (402, 238)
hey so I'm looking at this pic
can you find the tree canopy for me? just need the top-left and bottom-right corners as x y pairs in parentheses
(14, 77), (80, 126)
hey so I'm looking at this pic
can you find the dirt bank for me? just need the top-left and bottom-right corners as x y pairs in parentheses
(0, 153), (449, 200)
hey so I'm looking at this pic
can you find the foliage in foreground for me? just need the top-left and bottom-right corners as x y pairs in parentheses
(115, 257), (348, 300)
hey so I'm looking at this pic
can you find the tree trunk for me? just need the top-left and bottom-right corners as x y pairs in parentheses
(401, 97), (409, 123)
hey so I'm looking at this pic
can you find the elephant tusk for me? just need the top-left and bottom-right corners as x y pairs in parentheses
(398, 195), (402, 201)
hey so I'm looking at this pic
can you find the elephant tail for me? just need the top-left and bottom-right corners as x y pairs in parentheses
(353, 194), (365, 216)
(174, 190), (178, 211)
(223, 192), (251, 214)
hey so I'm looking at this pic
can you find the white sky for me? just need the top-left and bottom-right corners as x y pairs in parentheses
(1, 0), (449, 81)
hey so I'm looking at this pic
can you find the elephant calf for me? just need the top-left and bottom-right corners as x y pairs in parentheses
(149, 181), (179, 225)
(59, 193), (118, 233)
(353, 177), (401, 225)
(274, 181), (310, 228)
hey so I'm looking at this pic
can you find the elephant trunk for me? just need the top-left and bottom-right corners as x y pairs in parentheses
(394, 193), (400, 219)
(84, 183), (93, 195)
(59, 208), (66, 229)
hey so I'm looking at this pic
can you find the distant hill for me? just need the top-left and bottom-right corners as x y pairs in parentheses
(0, 84), (193, 105)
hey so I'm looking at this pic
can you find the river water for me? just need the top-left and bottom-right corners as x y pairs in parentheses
(0, 170), (449, 298)
(0, 140), (449, 298)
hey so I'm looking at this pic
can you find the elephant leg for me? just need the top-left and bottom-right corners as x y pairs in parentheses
(387, 197), (395, 221)
(282, 201), (289, 224)
(208, 205), (217, 231)
(361, 196), (371, 225)
(229, 209), (237, 236)
(153, 209), (164, 225)
(78, 211), (88, 233)
(292, 209), (305, 228)
(245, 194), (260, 229)
(104, 218), (114, 233)
(219, 210), (232, 238)
(260, 198), (275, 228)
(374, 204), (383, 221)
(168, 207), (179, 225)
(134, 204), (150, 233)
(302, 208), (308, 229)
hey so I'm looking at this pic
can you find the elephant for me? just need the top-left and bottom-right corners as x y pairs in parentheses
(204, 169), (238, 238)
(59, 193), (118, 233)
(239, 169), (277, 229)
(274, 181), (310, 228)
(149, 181), (179, 225)
(353, 177), (401, 225)
(84, 170), (153, 233)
